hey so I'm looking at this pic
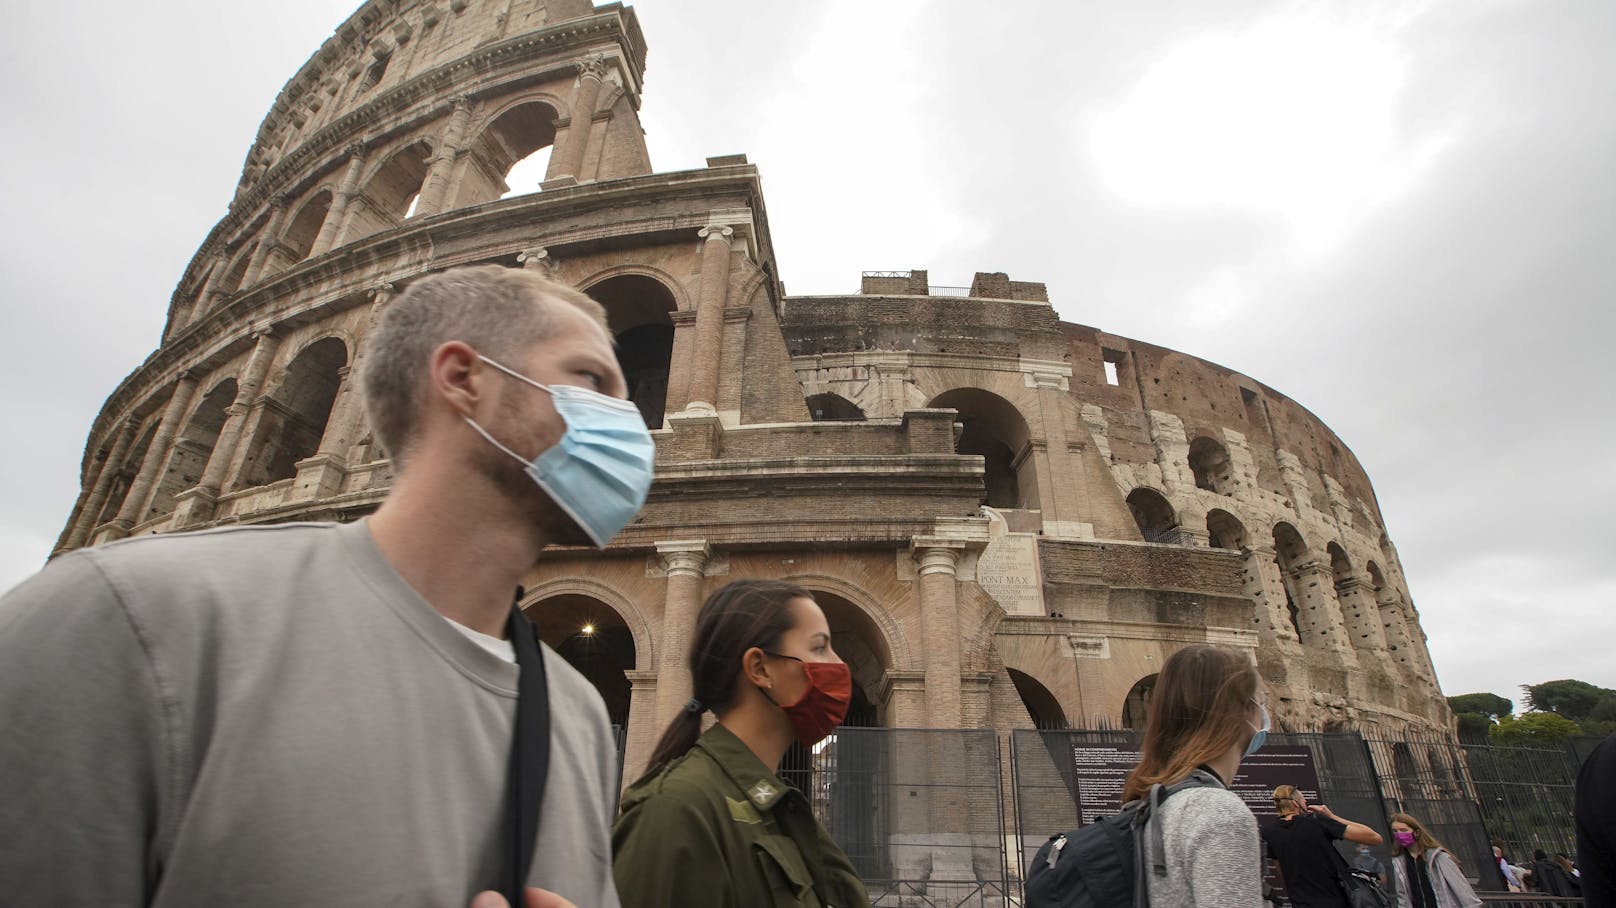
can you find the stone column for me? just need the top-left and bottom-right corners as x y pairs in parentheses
(98, 373), (199, 541)
(1377, 588), (1422, 678)
(1335, 575), (1389, 656)
(172, 329), (281, 526)
(1287, 559), (1357, 664)
(517, 247), (554, 273)
(549, 58), (608, 183)
(682, 224), (733, 414)
(622, 670), (659, 786)
(292, 284), (395, 501)
(413, 97), (471, 217)
(1242, 544), (1299, 643)
(313, 145), (367, 256)
(241, 197), (289, 287)
(60, 421), (137, 551)
(652, 541), (710, 730)
(911, 538), (966, 728)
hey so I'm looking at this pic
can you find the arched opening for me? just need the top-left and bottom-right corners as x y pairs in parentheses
(1123, 673), (1159, 730)
(806, 392), (865, 422)
(239, 337), (347, 488)
(279, 190), (332, 265)
(1126, 487), (1179, 543)
(1188, 436), (1236, 495)
(527, 593), (635, 727)
(457, 101), (560, 206)
(148, 379), (237, 520)
(1206, 508), (1247, 550)
(349, 141), (432, 240)
(583, 275), (676, 429)
(1273, 523), (1309, 643)
(1007, 668), (1068, 730)
(927, 388), (1037, 510)
(215, 246), (255, 299)
(96, 422), (158, 527)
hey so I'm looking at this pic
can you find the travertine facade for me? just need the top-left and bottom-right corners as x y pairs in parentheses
(56, 0), (1450, 793)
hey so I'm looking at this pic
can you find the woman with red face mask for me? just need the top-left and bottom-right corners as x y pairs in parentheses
(612, 579), (869, 908)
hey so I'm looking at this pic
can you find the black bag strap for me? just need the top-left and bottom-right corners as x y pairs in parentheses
(503, 591), (551, 906)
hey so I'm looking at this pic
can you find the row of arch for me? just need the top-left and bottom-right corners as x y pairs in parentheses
(90, 269), (680, 534)
(198, 96), (570, 318)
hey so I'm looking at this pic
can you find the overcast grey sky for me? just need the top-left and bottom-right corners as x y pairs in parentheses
(1, 0), (1610, 709)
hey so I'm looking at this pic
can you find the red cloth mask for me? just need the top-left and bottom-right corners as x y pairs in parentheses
(764, 654), (852, 747)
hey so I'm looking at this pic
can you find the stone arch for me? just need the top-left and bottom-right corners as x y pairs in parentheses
(806, 392), (864, 421)
(1126, 486), (1178, 543)
(349, 140), (433, 239)
(783, 572), (912, 672)
(1327, 542), (1353, 583)
(148, 377), (238, 519)
(1273, 522), (1310, 642)
(458, 97), (564, 205)
(581, 272), (678, 429)
(96, 419), (160, 528)
(215, 244), (255, 299)
(279, 189), (333, 265)
(926, 387), (1038, 510)
(240, 335), (349, 487)
(520, 577), (656, 672)
(1206, 508), (1248, 550)
(1006, 667), (1069, 730)
(1188, 435), (1237, 495)
(523, 585), (643, 727)
(1123, 672), (1159, 730)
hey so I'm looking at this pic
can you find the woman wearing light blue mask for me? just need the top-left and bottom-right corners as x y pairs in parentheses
(1121, 644), (1269, 907)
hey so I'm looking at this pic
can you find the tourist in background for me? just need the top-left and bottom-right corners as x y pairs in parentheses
(1354, 843), (1389, 885)
(1491, 843), (1524, 892)
(1263, 785), (1384, 908)
(1388, 813), (1481, 908)
(1124, 644), (1269, 907)
(612, 579), (869, 908)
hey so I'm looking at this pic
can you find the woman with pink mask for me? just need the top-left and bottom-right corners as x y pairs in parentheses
(1388, 813), (1481, 908)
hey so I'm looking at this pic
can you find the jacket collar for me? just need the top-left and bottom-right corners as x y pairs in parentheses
(696, 722), (797, 812)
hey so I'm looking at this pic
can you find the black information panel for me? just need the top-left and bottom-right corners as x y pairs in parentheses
(1070, 744), (1321, 905)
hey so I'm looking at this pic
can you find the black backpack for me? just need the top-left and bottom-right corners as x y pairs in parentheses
(1025, 770), (1220, 908)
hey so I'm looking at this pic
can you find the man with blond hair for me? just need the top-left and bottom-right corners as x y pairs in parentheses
(0, 266), (655, 908)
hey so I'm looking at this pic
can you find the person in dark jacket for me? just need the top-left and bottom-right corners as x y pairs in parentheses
(1528, 849), (1577, 897)
(1576, 731), (1616, 906)
(612, 579), (870, 908)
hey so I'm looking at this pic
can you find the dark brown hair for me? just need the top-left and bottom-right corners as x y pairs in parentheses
(1121, 644), (1258, 802)
(639, 579), (812, 778)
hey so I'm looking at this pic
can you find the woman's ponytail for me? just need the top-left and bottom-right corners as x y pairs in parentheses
(643, 700), (707, 775)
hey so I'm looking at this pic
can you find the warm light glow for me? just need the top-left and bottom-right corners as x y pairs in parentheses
(1090, 15), (1408, 249)
(580, 623), (595, 636)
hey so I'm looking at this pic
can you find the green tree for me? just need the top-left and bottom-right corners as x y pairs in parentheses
(1448, 692), (1512, 719)
(1522, 679), (1615, 722)
(1490, 711), (1583, 745)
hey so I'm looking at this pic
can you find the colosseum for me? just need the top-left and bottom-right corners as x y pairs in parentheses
(54, 0), (1450, 854)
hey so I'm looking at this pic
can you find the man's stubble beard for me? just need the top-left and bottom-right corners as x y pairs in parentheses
(481, 403), (593, 548)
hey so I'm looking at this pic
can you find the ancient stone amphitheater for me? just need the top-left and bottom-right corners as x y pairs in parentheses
(54, 0), (1451, 783)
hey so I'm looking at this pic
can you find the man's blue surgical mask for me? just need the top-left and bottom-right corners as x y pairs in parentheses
(466, 355), (655, 548)
(1246, 699), (1270, 756)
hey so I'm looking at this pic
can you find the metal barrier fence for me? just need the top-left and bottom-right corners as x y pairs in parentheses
(1365, 731), (1590, 881)
(784, 727), (1015, 907)
(613, 726), (1594, 904)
